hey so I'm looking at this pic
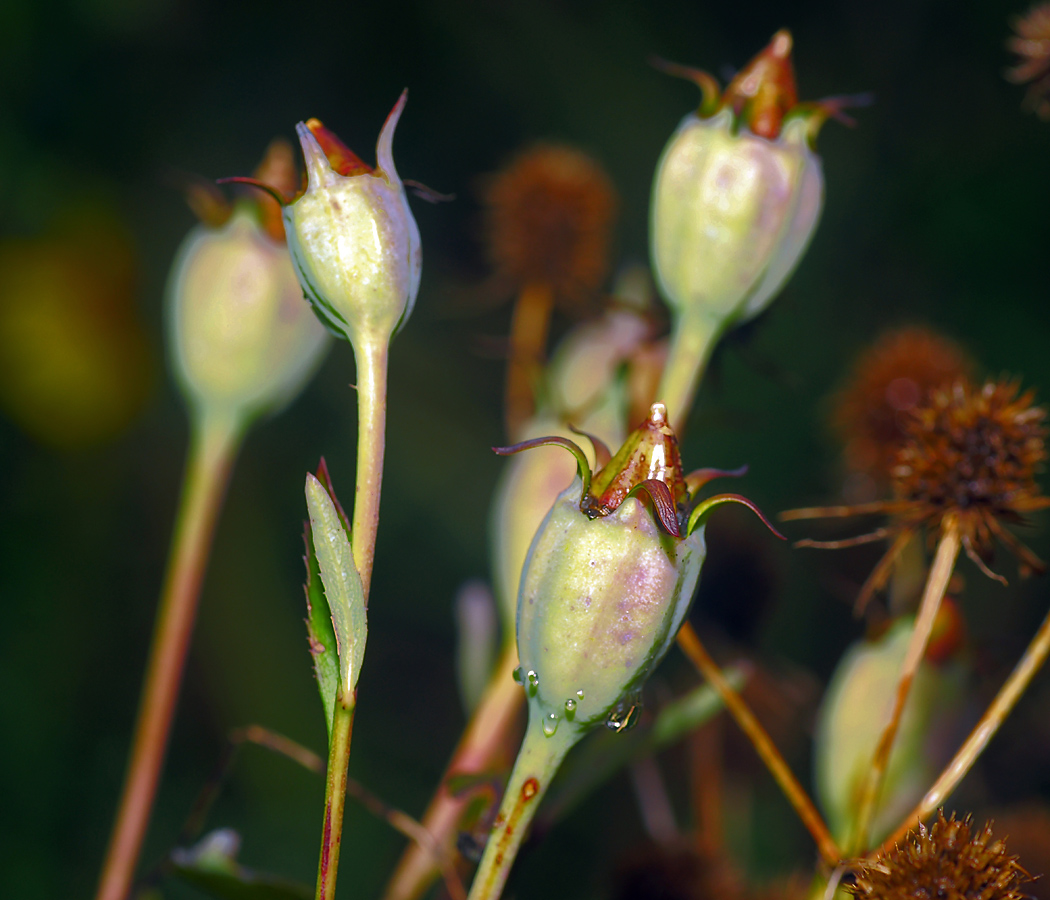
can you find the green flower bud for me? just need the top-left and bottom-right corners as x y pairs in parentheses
(814, 610), (966, 848)
(167, 204), (329, 426)
(650, 31), (838, 331)
(473, 404), (778, 900)
(282, 93), (422, 350)
(498, 403), (775, 736)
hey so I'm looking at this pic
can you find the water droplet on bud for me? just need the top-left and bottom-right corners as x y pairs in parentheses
(526, 670), (540, 695)
(542, 712), (560, 736)
(564, 698), (577, 719)
(512, 666), (524, 684)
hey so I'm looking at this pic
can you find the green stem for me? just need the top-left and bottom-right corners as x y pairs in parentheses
(383, 641), (525, 900)
(95, 409), (243, 900)
(656, 308), (722, 434)
(312, 338), (388, 899)
(467, 713), (574, 900)
(848, 516), (961, 854)
(351, 338), (388, 599)
(316, 698), (357, 900)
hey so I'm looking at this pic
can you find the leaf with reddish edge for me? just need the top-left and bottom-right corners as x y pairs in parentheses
(687, 492), (786, 540)
(493, 435), (593, 498)
(626, 478), (682, 537)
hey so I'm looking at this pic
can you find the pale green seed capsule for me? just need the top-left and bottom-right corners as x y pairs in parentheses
(650, 109), (823, 329)
(167, 206), (329, 425)
(282, 93), (421, 351)
(517, 479), (707, 733)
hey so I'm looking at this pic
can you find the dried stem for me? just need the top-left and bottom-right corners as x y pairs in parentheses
(675, 622), (841, 866)
(847, 516), (960, 854)
(95, 411), (241, 900)
(505, 282), (554, 439)
(384, 642), (524, 900)
(874, 599), (1050, 856)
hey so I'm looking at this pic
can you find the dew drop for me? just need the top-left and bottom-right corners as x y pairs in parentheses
(564, 698), (577, 719)
(512, 666), (524, 685)
(542, 712), (560, 736)
(526, 670), (540, 695)
(576, 690), (585, 700)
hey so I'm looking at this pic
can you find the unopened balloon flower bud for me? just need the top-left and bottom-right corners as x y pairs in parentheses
(650, 30), (840, 332)
(168, 147), (329, 427)
(814, 611), (966, 848)
(472, 404), (779, 900)
(282, 93), (422, 352)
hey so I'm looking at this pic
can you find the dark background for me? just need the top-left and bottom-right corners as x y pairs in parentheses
(2, 0), (1050, 897)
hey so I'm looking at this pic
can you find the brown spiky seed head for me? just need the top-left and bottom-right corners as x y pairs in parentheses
(833, 327), (973, 485)
(1006, 3), (1050, 119)
(848, 812), (1031, 900)
(892, 379), (1048, 555)
(482, 144), (617, 304)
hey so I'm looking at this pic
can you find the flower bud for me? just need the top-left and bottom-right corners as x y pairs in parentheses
(499, 403), (775, 737)
(167, 204), (329, 426)
(282, 93), (422, 350)
(516, 474), (706, 736)
(650, 30), (829, 330)
(814, 613), (966, 847)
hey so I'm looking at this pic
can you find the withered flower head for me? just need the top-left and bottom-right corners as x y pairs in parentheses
(1007, 3), (1050, 119)
(893, 379), (1050, 577)
(482, 144), (618, 305)
(833, 327), (974, 489)
(847, 812), (1031, 900)
(785, 378), (1049, 608)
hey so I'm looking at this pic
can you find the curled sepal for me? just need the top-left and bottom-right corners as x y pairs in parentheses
(686, 492), (786, 540)
(685, 464), (749, 497)
(568, 423), (613, 469)
(493, 436), (593, 500)
(627, 479), (681, 538)
(305, 471), (367, 705)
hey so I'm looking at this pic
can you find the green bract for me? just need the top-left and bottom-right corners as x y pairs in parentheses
(282, 93), (422, 350)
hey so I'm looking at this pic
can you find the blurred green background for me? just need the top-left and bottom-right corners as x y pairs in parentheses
(3, 0), (1050, 897)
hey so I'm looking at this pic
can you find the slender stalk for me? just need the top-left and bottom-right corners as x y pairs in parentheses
(350, 338), (389, 599)
(317, 698), (356, 900)
(383, 642), (525, 900)
(656, 308), (721, 434)
(312, 337), (389, 899)
(675, 622), (841, 866)
(95, 410), (242, 900)
(847, 516), (960, 855)
(874, 599), (1050, 856)
(504, 282), (554, 440)
(466, 714), (573, 900)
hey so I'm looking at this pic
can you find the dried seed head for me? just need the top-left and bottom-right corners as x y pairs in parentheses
(847, 812), (1031, 900)
(893, 379), (1049, 571)
(483, 144), (617, 305)
(833, 327), (973, 486)
(1006, 3), (1050, 119)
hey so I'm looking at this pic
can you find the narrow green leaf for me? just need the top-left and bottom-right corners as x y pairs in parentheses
(170, 828), (312, 900)
(303, 521), (339, 739)
(305, 472), (367, 701)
